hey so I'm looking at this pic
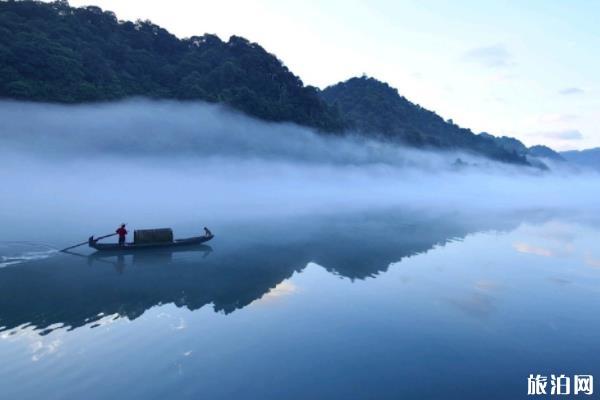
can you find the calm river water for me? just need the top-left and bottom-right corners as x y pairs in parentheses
(1, 209), (599, 399)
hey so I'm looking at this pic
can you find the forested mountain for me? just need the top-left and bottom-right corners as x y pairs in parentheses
(479, 133), (564, 163)
(320, 77), (528, 164)
(479, 133), (528, 156)
(0, 0), (555, 166)
(528, 145), (564, 161)
(0, 0), (344, 131)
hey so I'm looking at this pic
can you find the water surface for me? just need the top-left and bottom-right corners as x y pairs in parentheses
(1, 209), (599, 399)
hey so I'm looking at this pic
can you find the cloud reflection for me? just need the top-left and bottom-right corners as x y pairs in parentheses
(252, 280), (298, 306)
(513, 242), (554, 257)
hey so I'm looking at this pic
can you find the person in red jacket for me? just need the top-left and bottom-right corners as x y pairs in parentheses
(116, 224), (128, 246)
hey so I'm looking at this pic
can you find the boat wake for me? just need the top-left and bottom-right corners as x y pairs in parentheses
(0, 242), (58, 268)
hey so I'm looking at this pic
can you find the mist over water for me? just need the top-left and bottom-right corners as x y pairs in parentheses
(2, 100), (600, 400)
(1, 99), (599, 245)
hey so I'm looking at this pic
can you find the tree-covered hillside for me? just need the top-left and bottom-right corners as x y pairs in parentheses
(0, 0), (344, 131)
(527, 145), (564, 161)
(0, 1), (544, 165)
(320, 76), (528, 164)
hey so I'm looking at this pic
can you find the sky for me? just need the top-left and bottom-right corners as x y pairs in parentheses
(59, 0), (600, 151)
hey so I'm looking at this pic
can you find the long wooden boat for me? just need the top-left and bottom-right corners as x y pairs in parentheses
(89, 234), (214, 251)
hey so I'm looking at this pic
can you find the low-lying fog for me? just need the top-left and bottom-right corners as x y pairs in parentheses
(1, 99), (598, 243)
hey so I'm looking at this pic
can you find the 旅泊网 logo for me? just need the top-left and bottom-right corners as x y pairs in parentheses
(528, 374), (593, 396)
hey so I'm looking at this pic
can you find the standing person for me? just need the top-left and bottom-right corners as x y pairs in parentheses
(116, 224), (128, 246)
(204, 227), (212, 237)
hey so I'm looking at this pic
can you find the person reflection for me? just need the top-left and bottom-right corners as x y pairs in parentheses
(115, 254), (125, 274)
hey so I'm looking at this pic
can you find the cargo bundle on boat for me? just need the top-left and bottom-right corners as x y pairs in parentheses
(134, 228), (173, 244)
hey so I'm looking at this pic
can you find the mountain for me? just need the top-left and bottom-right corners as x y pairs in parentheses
(561, 148), (600, 170)
(320, 77), (528, 164)
(0, 0), (344, 132)
(528, 145), (564, 161)
(479, 133), (528, 157)
(477, 134), (564, 168)
(0, 0), (549, 166)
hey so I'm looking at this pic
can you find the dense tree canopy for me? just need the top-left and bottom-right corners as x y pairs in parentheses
(320, 77), (529, 164)
(0, 1), (545, 165)
(528, 145), (564, 161)
(0, 0), (344, 131)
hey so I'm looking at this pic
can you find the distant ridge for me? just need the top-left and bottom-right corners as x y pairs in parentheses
(529, 145), (564, 161)
(561, 148), (600, 170)
(478, 133), (564, 164)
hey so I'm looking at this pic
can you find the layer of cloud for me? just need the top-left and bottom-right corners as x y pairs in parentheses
(536, 113), (578, 124)
(559, 87), (584, 95)
(490, 71), (516, 81)
(462, 44), (511, 68)
(527, 129), (583, 142)
(1, 99), (600, 241)
(513, 242), (553, 257)
(0, 99), (529, 171)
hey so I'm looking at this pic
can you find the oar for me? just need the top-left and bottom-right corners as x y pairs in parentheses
(60, 233), (117, 252)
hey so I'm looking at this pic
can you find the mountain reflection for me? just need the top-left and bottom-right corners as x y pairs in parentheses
(0, 210), (534, 334)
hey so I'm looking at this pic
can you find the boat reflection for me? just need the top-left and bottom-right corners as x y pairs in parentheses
(88, 244), (213, 259)
(75, 244), (213, 273)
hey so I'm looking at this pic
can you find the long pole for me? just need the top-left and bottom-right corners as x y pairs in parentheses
(60, 233), (117, 252)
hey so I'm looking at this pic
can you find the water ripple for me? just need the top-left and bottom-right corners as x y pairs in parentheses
(0, 242), (58, 268)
